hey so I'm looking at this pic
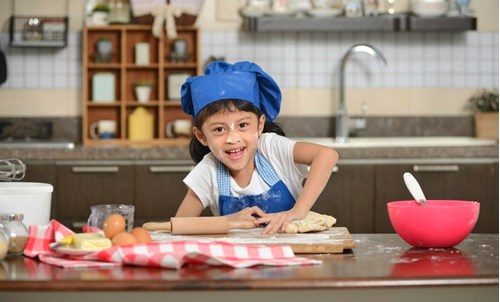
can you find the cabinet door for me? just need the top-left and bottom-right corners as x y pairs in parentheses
(21, 163), (57, 220)
(134, 164), (220, 226)
(312, 165), (374, 233)
(56, 164), (134, 230)
(374, 163), (499, 233)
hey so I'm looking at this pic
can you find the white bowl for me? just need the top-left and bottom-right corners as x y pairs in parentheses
(0, 182), (53, 227)
(412, 0), (449, 17)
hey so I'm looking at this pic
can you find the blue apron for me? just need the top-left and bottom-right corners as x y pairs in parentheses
(217, 151), (296, 216)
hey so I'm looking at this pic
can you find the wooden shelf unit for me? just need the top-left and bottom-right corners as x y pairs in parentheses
(82, 25), (199, 146)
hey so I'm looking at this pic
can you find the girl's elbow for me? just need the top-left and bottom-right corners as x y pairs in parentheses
(322, 147), (339, 164)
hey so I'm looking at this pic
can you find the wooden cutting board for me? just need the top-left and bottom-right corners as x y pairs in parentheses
(151, 227), (355, 254)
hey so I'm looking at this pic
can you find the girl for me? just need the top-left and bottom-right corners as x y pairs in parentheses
(176, 61), (338, 235)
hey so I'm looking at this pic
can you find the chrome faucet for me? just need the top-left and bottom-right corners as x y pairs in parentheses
(335, 44), (387, 143)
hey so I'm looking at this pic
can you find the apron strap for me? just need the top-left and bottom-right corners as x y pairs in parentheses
(216, 159), (231, 196)
(216, 151), (281, 197)
(254, 151), (281, 187)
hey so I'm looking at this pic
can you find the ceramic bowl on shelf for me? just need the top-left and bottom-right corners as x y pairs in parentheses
(387, 200), (480, 248)
(411, 0), (449, 17)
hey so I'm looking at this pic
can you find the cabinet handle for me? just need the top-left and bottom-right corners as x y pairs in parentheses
(72, 221), (87, 229)
(413, 165), (460, 172)
(149, 166), (195, 173)
(72, 166), (119, 173)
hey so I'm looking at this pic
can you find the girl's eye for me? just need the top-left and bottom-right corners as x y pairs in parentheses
(213, 127), (225, 134)
(238, 122), (248, 129)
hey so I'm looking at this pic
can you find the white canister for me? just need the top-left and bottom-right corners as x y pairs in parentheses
(0, 182), (53, 227)
(135, 43), (150, 65)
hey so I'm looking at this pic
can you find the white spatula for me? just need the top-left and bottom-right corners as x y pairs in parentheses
(403, 172), (427, 206)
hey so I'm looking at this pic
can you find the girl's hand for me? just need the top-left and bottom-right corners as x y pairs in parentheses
(254, 209), (307, 235)
(226, 206), (266, 226)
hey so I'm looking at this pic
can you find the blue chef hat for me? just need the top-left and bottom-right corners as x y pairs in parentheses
(180, 61), (282, 121)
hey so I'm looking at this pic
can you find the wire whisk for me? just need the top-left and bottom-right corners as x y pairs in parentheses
(0, 158), (26, 181)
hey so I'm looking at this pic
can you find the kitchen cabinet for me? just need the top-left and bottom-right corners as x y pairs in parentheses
(56, 162), (134, 230)
(82, 25), (200, 147)
(51, 160), (498, 233)
(242, 15), (476, 32)
(373, 163), (499, 233)
(134, 162), (213, 226)
(312, 165), (374, 233)
(54, 161), (211, 230)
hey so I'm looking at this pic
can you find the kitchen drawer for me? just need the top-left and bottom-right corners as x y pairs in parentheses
(313, 164), (374, 233)
(133, 163), (212, 226)
(56, 163), (134, 230)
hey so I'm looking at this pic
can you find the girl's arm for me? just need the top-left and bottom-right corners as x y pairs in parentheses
(292, 142), (339, 217)
(175, 188), (205, 217)
(256, 142), (338, 234)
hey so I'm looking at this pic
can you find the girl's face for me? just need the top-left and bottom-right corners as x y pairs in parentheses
(193, 109), (266, 175)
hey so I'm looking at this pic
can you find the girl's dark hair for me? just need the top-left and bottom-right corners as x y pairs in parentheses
(189, 99), (285, 163)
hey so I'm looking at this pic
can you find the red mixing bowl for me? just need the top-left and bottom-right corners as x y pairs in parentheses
(387, 200), (480, 248)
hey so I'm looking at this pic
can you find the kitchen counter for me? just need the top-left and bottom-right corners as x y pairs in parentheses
(0, 234), (497, 301)
(0, 141), (498, 162)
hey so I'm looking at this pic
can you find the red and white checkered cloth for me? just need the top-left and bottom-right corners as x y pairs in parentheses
(24, 220), (321, 269)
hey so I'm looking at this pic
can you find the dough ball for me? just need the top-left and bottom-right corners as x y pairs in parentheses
(285, 211), (336, 234)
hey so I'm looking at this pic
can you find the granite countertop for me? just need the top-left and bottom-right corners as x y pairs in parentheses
(0, 143), (497, 162)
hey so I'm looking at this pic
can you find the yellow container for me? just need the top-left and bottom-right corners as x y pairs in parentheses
(128, 107), (154, 141)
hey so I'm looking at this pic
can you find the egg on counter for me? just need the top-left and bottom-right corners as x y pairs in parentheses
(103, 214), (126, 239)
(111, 232), (138, 246)
(130, 227), (152, 243)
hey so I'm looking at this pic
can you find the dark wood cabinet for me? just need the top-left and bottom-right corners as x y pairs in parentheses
(56, 163), (134, 230)
(49, 159), (498, 233)
(313, 165), (374, 233)
(373, 163), (499, 233)
(133, 163), (193, 226)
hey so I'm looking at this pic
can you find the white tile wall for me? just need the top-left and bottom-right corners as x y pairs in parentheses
(202, 31), (499, 89)
(0, 31), (497, 90)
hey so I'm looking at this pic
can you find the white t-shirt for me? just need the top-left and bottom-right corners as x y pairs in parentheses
(183, 133), (309, 215)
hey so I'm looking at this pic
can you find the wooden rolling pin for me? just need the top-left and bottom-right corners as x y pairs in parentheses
(142, 216), (256, 235)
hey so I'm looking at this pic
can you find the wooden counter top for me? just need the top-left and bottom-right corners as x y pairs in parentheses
(1, 234), (497, 291)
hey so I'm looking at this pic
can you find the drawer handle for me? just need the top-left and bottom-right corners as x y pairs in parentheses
(413, 165), (460, 172)
(149, 166), (194, 173)
(72, 221), (87, 229)
(72, 166), (119, 173)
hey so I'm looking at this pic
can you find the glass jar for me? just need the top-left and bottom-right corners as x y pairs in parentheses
(0, 226), (9, 260)
(0, 213), (29, 256)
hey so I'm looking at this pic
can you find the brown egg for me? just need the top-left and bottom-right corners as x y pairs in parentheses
(111, 232), (138, 246)
(103, 214), (126, 239)
(130, 227), (152, 244)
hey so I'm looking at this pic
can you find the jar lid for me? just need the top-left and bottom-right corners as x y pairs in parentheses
(0, 213), (24, 221)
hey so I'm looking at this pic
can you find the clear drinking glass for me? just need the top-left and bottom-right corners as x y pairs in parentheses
(87, 204), (135, 232)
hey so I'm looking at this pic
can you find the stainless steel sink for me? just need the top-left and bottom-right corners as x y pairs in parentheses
(291, 137), (497, 148)
(0, 138), (75, 149)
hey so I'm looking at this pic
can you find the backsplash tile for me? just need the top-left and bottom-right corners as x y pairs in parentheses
(0, 30), (497, 90)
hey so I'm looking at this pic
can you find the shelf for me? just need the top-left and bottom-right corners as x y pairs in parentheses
(242, 15), (476, 32)
(405, 16), (477, 31)
(82, 25), (200, 146)
(9, 16), (68, 48)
